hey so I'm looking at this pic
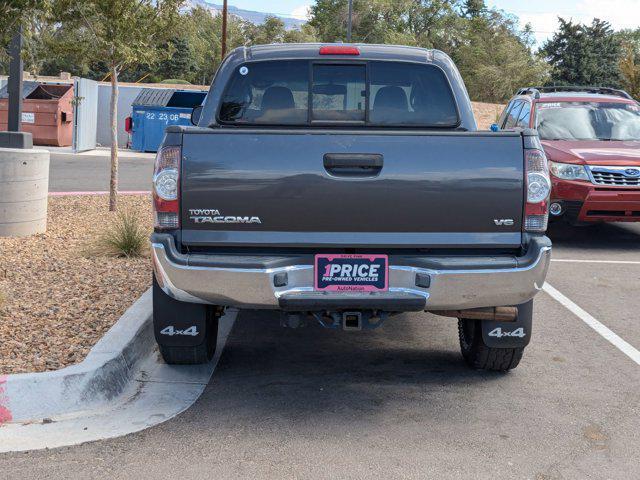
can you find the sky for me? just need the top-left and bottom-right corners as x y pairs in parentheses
(218, 0), (640, 45)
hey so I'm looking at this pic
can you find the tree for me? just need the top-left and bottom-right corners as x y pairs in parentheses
(284, 24), (319, 44)
(541, 18), (623, 87)
(619, 46), (640, 99)
(454, 11), (548, 102)
(461, 0), (486, 18)
(309, 0), (465, 47)
(0, 1), (50, 69)
(0, 1), (47, 45)
(5, 1), (563, 113)
(52, 0), (184, 211)
(617, 29), (640, 99)
(246, 16), (287, 45)
(174, 6), (247, 85)
(155, 36), (196, 83)
(309, 0), (397, 44)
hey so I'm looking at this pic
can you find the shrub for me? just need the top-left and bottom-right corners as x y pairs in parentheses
(84, 210), (149, 258)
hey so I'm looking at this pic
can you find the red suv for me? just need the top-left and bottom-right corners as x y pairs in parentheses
(498, 86), (640, 224)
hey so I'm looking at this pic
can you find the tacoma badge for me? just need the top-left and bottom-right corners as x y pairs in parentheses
(189, 208), (262, 224)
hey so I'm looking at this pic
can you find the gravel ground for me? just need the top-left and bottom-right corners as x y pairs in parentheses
(472, 101), (504, 129)
(0, 195), (152, 374)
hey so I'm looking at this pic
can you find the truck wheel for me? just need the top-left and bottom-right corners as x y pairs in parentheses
(153, 274), (221, 365)
(457, 318), (524, 371)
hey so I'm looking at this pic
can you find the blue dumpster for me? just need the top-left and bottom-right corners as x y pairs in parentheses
(128, 89), (206, 152)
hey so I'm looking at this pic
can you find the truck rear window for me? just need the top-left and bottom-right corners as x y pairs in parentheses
(218, 60), (459, 127)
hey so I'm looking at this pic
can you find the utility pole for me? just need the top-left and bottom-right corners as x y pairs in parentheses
(221, 0), (228, 60)
(7, 26), (24, 132)
(347, 0), (353, 42)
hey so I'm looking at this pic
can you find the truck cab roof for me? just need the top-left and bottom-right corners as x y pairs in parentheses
(227, 43), (442, 64)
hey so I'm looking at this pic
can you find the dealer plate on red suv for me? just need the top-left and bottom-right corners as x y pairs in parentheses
(314, 254), (388, 292)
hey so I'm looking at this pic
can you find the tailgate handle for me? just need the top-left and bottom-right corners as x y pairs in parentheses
(323, 153), (384, 175)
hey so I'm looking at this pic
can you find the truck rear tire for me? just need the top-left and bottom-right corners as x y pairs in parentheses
(153, 274), (220, 365)
(457, 318), (524, 371)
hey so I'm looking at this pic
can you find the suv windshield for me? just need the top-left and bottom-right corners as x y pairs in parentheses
(218, 60), (459, 127)
(536, 101), (640, 141)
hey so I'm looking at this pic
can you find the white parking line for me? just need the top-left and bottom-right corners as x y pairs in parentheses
(552, 259), (640, 265)
(543, 283), (640, 366)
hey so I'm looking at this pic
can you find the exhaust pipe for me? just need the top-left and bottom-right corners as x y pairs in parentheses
(430, 306), (518, 322)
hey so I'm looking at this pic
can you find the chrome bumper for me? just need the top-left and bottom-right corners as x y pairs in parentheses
(152, 235), (551, 311)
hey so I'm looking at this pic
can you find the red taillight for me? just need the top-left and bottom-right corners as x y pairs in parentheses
(319, 46), (360, 55)
(124, 117), (133, 133)
(153, 146), (181, 230)
(524, 149), (551, 232)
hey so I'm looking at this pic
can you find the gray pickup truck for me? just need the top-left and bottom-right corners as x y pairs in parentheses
(151, 44), (552, 371)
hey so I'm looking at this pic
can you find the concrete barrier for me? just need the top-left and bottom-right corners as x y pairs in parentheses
(0, 147), (49, 236)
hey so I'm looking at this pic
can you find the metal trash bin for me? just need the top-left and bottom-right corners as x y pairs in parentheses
(0, 81), (74, 147)
(127, 88), (206, 152)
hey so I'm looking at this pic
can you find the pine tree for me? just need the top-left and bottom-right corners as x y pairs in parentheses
(462, 0), (486, 18)
(541, 18), (623, 87)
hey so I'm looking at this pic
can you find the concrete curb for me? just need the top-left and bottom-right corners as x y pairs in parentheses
(49, 191), (151, 197)
(45, 146), (155, 160)
(0, 290), (237, 452)
(2, 289), (154, 423)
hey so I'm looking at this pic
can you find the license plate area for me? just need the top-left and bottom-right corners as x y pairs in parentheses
(314, 254), (388, 292)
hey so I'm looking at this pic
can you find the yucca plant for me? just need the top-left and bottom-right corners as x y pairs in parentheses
(84, 210), (149, 258)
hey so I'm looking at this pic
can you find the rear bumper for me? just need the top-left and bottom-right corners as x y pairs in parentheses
(552, 178), (640, 222)
(152, 234), (551, 311)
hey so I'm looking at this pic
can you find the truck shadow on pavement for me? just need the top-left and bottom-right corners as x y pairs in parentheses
(193, 310), (507, 424)
(547, 221), (640, 252)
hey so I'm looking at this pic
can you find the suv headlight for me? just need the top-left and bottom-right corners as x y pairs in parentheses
(549, 161), (589, 181)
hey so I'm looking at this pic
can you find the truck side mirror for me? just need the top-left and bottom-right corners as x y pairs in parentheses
(191, 105), (203, 126)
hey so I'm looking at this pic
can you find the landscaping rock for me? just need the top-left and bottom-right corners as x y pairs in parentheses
(0, 195), (151, 374)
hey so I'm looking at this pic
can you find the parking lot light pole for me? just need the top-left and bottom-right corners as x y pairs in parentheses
(0, 26), (32, 149)
(347, 0), (353, 42)
(8, 27), (24, 132)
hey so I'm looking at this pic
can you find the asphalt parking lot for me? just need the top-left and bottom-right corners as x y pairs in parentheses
(1, 221), (639, 479)
(48, 153), (154, 192)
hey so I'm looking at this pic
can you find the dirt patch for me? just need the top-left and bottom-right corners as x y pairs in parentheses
(472, 101), (505, 130)
(0, 195), (152, 374)
(583, 424), (609, 450)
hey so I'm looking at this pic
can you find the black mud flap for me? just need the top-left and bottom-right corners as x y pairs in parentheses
(481, 300), (533, 348)
(153, 275), (209, 348)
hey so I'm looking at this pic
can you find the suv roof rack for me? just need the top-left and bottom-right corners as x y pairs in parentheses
(516, 85), (633, 100)
(516, 87), (542, 99)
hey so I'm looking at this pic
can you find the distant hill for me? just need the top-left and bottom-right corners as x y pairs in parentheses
(185, 0), (307, 30)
